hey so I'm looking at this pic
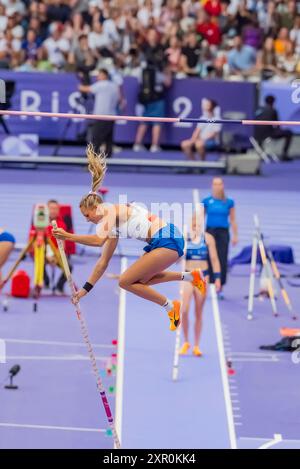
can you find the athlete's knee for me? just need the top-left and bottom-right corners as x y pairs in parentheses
(118, 275), (131, 290)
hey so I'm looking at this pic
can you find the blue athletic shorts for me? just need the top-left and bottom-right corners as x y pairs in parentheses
(143, 100), (165, 125)
(143, 223), (184, 258)
(0, 231), (15, 243)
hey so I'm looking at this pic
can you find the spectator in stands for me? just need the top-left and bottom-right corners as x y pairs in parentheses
(45, 199), (72, 294)
(277, 41), (300, 78)
(0, 228), (15, 289)
(88, 17), (111, 56)
(290, 15), (300, 55)
(219, 0), (234, 35)
(166, 35), (182, 74)
(27, 16), (48, 43)
(0, 28), (22, 69)
(42, 22), (70, 70)
(228, 34), (257, 78)
(181, 98), (222, 161)
(2, 0), (300, 85)
(242, 16), (263, 50)
(279, 0), (297, 30)
(204, 0), (222, 17)
(0, 5), (8, 34)
(46, 0), (71, 24)
(179, 31), (202, 76)
(202, 177), (238, 299)
(263, 1), (280, 36)
(21, 29), (42, 66)
(68, 33), (95, 84)
(234, 0), (254, 34)
(196, 10), (222, 46)
(255, 95), (293, 162)
(79, 68), (121, 158)
(256, 36), (280, 80)
(274, 27), (291, 57)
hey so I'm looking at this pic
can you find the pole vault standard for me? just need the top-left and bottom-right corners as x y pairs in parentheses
(1, 109), (300, 126)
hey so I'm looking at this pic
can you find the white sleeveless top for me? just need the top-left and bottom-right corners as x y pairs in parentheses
(97, 202), (155, 241)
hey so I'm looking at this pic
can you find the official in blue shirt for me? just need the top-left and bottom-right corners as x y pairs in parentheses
(202, 178), (238, 293)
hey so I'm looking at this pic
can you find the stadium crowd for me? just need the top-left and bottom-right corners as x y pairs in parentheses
(0, 0), (300, 82)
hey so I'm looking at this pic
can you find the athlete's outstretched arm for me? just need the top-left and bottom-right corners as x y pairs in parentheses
(87, 237), (119, 285)
(53, 228), (106, 247)
(72, 237), (119, 303)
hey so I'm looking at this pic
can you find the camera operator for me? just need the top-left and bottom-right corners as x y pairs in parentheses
(133, 28), (172, 153)
(79, 68), (122, 157)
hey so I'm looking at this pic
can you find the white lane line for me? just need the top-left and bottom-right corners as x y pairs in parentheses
(0, 423), (105, 433)
(2, 338), (114, 349)
(230, 358), (279, 363)
(258, 434), (282, 449)
(210, 284), (237, 450)
(241, 436), (300, 444)
(229, 352), (279, 357)
(4, 355), (108, 361)
(115, 257), (128, 449)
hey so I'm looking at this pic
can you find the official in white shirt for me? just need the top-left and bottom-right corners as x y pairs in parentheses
(79, 68), (121, 157)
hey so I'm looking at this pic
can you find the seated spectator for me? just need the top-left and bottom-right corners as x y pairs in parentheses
(196, 10), (221, 46)
(290, 15), (300, 55)
(256, 36), (280, 80)
(0, 5), (8, 34)
(274, 27), (291, 57)
(137, 0), (153, 28)
(46, 0), (71, 24)
(204, 0), (222, 17)
(179, 32), (202, 76)
(42, 22), (70, 70)
(234, 0), (254, 35)
(219, 0), (235, 35)
(228, 34), (257, 78)
(255, 95), (293, 162)
(242, 16), (263, 50)
(0, 228), (15, 288)
(263, 1), (281, 36)
(181, 98), (222, 161)
(27, 16), (49, 43)
(279, 0), (297, 30)
(21, 29), (42, 65)
(166, 35), (182, 74)
(68, 34), (95, 83)
(0, 28), (22, 69)
(88, 17), (111, 54)
(277, 41), (299, 78)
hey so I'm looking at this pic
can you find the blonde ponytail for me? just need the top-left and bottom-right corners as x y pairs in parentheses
(79, 144), (107, 210)
(86, 143), (107, 192)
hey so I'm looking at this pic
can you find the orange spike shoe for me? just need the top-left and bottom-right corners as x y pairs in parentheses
(193, 345), (203, 357)
(168, 300), (181, 331)
(179, 342), (190, 355)
(191, 269), (207, 295)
